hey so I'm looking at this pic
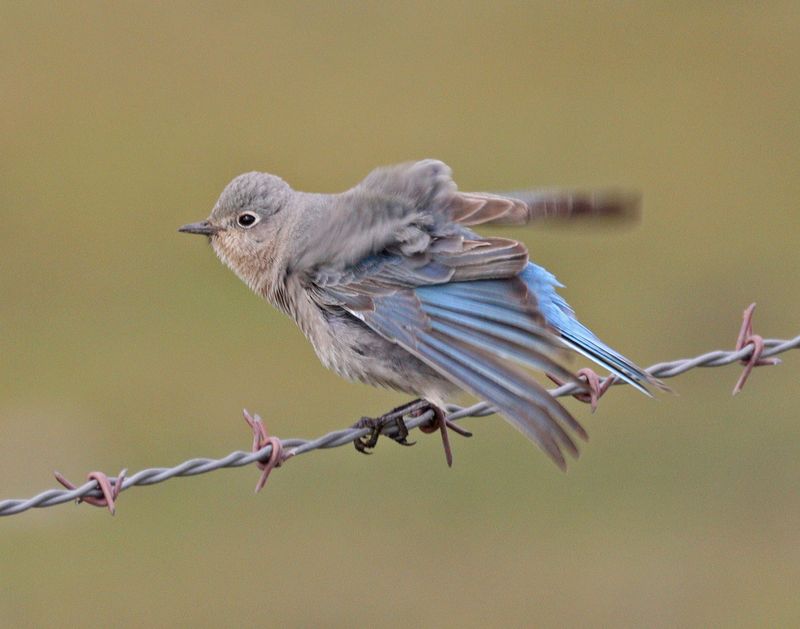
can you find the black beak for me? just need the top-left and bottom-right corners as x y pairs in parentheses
(178, 220), (221, 236)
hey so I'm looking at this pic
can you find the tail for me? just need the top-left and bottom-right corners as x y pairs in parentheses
(521, 263), (662, 394)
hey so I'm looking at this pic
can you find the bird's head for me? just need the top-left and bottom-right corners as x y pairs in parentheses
(179, 171), (292, 291)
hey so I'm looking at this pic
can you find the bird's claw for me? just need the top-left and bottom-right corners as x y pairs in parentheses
(352, 412), (416, 455)
(352, 399), (470, 466)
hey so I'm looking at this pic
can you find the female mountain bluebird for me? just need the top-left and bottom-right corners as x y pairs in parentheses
(180, 160), (656, 469)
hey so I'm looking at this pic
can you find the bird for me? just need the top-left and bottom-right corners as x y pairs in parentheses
(179, 159), (658, 469)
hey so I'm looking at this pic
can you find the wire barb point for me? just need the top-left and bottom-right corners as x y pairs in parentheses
(53, 468), (127, 515)
(548, 368), (614, 413)
(732, 303), (781, 395)
(417, 402), (473, 467)
(243, 409), (292, 493)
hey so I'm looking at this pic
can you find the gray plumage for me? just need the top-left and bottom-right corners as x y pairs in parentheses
(179, 159), (655, 469)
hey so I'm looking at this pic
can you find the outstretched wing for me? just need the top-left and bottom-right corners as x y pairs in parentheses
(313, 245), (588, 470)
(292, 159), (458, 273)
(294, 159), (640, 276)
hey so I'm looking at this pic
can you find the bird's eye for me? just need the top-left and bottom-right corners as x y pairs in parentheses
(236, 212), (259, 228)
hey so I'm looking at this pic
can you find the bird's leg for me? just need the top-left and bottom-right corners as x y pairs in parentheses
(352, 399), (428, 454)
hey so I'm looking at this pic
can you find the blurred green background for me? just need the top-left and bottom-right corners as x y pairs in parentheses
(1, 2), (798, 627)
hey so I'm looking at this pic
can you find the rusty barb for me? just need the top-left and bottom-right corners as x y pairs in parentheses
(54, 469), (127, 516)
(1, 304), (797, 517)
(242, 409), (294, 493)
(732, 303), (781, 395)
(548, 368), (616, 413)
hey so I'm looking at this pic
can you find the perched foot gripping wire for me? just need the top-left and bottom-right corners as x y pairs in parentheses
(352, 399), (472, 467)
(351, 400), (421, 453)
(1, 304), (798, 517)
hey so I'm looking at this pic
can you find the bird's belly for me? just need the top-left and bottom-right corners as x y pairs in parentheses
(315, 313), (456, 400)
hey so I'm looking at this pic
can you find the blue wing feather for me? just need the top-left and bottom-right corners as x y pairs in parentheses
(521, 263), (654, 394)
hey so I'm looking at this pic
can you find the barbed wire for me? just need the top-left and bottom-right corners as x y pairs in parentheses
(1, 305), (797, 517)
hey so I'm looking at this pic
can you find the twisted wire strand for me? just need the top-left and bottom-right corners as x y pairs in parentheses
(1, 333), (797, 517)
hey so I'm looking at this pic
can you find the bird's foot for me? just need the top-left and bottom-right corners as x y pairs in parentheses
(352, 399), (472, 466)
(352, 401), (421, 455)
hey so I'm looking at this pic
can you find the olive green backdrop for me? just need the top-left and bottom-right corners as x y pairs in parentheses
(1, 2), (798, 627)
